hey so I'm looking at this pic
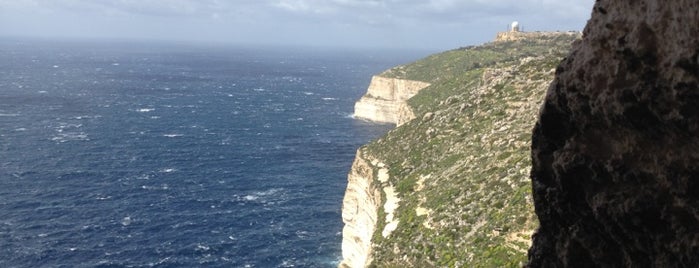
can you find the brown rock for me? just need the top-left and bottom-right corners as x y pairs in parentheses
(528, 0), (699, 267)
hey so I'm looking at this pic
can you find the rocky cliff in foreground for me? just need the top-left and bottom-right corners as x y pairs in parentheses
(528, 0), (699, 266)
(340, 33), (579, 267)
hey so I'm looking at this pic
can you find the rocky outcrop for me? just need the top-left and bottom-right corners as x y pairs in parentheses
(353, 76), (430, 125)
(495, 31), (580, 42)
(339, 149), (383, 268)
(528, 0), (699, 267)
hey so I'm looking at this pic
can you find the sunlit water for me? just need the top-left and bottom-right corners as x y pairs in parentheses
(0, 39), (423, 267)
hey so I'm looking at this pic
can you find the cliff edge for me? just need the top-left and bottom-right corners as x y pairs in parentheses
(529, 0), (699, 266)
(339, 149), (383, 268)
(353, 76), (430, 125)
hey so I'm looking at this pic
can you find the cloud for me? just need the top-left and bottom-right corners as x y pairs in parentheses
(0, 0), (594, 49)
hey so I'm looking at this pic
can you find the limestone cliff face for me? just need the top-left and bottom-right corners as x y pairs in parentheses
(529, 0), (699, 266)
(353, 76), (430, 125)
(339, 149), (382, 268)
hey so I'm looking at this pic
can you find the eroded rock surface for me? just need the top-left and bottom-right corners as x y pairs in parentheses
(354, 76), (430, 125)
(529, 0), (699, 267)
(339, 150), (383, 268)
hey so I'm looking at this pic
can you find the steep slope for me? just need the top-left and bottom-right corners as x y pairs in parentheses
(340, 34), (580, 267)
(528, 0), (699, 267)
(353, 76), (431, 125)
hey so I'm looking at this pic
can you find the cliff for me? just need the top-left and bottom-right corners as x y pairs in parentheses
(353, 76), (431, 125)
(340, 33), (580, 267)
(339, 149), (383, 268)
(528, 0), (699, 266)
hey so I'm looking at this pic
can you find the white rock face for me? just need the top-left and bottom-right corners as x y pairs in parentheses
(339, 149), (383, 268)
(354, 76), (430, 125)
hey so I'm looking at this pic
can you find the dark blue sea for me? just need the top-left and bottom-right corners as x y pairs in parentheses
(0, 39), (423, 267)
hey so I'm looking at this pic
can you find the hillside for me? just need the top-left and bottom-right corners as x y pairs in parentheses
(340, 33), (580, 267)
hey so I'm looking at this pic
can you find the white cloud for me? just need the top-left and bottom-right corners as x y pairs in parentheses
(272, 0), (335, 14)
(0, 0), (595, 49)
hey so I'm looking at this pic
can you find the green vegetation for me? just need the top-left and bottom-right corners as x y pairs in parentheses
(361, 34), (579, 267)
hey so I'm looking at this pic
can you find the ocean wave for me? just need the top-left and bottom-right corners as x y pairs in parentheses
(141, 184), (169, 190)
(72, 115), (101, 120)
(51, 132), (89, 142)
(233, 188), (286, 205)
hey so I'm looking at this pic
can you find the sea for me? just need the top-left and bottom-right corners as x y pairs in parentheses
(0, 38), (425, 267)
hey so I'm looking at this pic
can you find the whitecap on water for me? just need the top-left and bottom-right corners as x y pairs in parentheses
(322, 97), (338, 101)
(195, 244), (210, 252)
(280, 259), (299, 267)
(136, 108), (155, 113)
(234, 188), (285, 205)
(159, 168), (176, 173)
(141, 184), (169, 190)
(121, 216), (132, 226)
(135, 174), (151, 180)
(72, 115), (96, 120)
(51, 132), (89, 142)
(295, 230), (310, 239)
(149, 257), (171, 266)
(163, 134), (183, 138)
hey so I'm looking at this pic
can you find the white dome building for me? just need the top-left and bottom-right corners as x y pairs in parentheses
(511, 21), (520, 32)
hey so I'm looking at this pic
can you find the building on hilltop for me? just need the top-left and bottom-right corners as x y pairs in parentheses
(495, 21), (581, 42)
(511, 21), (520, 32)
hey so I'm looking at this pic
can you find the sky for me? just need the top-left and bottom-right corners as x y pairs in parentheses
(0, 0), (595, 50)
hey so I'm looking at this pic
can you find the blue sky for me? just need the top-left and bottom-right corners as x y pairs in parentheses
(0, 0), (594, 50)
